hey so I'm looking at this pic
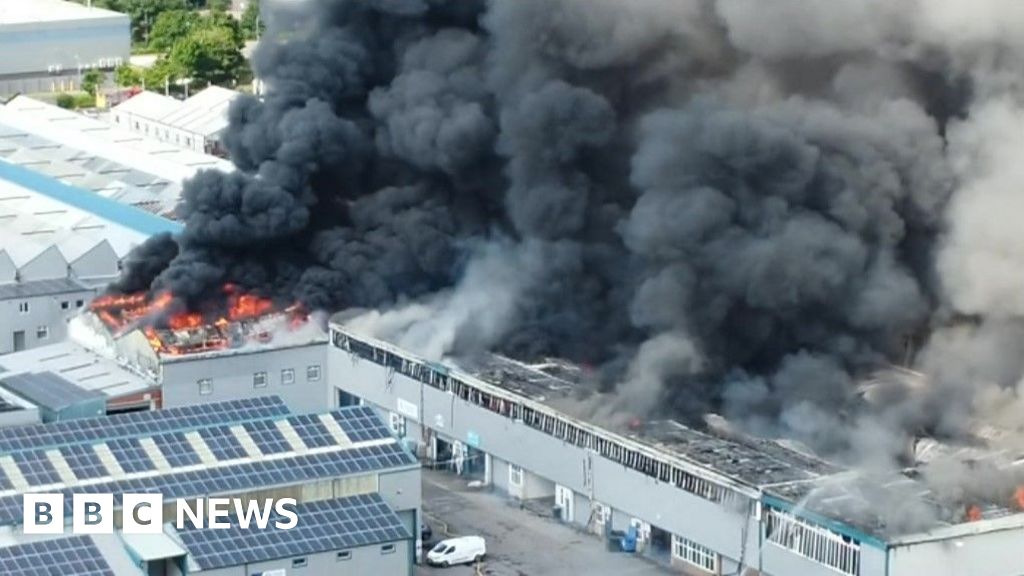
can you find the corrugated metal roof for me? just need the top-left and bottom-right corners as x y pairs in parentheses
(113, 91), (181, 119)
(0, 277), (91, 299)
(0, 371), (105, 411)
(0, 159), (182, 236)
(159, 86), (237, 137)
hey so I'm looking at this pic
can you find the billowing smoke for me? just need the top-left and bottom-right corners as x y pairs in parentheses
(112, 0), (1024, 477)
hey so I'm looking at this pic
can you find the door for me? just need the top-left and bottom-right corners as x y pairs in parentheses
(13, 330), (25, 352)
(556, 485), (574, 523)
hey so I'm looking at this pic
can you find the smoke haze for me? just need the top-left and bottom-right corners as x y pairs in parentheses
(112, 0), (1024, 476)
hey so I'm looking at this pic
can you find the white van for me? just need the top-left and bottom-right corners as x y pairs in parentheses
(426, 536), (486, 567)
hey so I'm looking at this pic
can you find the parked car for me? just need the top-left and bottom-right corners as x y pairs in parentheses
(421, 521), (433, 542)
(426, 536), (486, 567)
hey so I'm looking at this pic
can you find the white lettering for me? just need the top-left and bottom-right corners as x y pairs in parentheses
(176, 499), (204, 529)
(208, 498), (231, 529)
(233, 499), (275, 529)
(274, 498), (298, 529)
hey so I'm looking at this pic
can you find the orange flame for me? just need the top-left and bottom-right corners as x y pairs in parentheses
(168, 311), (204, 331)
(966, 505), (982, 522)
(1013, 487), (1024, 510)
(228, 293), (274, 321)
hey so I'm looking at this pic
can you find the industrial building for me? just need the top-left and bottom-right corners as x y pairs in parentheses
(0, 289), (330, 414)
(1, 95), (233, 219)
(0, 396), (420, 575)
(0, 94), (233, 356)
(0, 0), (130, 96)
(111, 86), (241, 157)
(0, 157), (180, 356)
(327, 320), (1024, 576)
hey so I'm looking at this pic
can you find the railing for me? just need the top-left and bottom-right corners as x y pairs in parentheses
(766, 506), (861, 575)
(332, 329), (748, 506)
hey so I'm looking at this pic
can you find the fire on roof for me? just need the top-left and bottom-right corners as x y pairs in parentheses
(89, 284), (309, 356)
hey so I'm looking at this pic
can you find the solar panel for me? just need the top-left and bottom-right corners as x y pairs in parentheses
(0, 371), (103, 411)
(0, 535), (114, 576)
(151, 432), (200, 467)
(198, 426), (247, 461)
(176, 494), (411, 570)
(106, 438), (154, 473)
(0, 467), (11, 491)
(242, 420), (291, 455)
(59, 445), (107, 480)
(11, 451), (61, 487)
(0, 442), (417, 525)
(332, 406), (393, 442)
(0, 397), (289, 454)
(287, 414), (335, 448)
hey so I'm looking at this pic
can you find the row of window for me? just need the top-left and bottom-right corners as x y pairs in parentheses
(332, 331), (739, 505)
(197, 365), (322, 396)
(672, 534), (718, 573)
(16, 299), (86, 314)
(289, 545), (395, 569)
(765, 507), (861, 576)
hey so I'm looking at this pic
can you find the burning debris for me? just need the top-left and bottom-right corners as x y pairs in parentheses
(89, 285), (308, 356)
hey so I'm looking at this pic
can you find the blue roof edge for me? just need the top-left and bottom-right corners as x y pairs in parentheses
(0, 158), (183, 236)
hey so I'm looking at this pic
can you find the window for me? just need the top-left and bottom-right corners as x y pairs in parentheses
(76, 300), (84, 308)
(672, 535), (718, 573)
(18, 302), (29, 314)
(509, 465), (524, 487)
(765, 507), (860, 576)
(389, 413), (406, 437)
(336, 551), (352, 561)
(36, 326), (49, 340)
(198, 379), (212, 395)
(60, 301), (69, 310)
(253, 371), (267, 388)
(281, 368), (295, 385)
(306, 364), (321, 381)
(291, 557), (308, 568)
(381, 544), (396, 555)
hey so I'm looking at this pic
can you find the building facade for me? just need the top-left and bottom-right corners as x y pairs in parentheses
(0, 0), (129, 95)
(327, 322), (1024, 576)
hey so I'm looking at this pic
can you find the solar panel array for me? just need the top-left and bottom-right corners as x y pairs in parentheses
(152, 432), (200, 467)
(0, 371), (104, 411)
(198, 426), (247, 460)
(59, 445), (107, 480)
(0, 535), (114, 576)
(288, 414), (336, 448)
(0, 442), (417, 525)
(0, 396), (288, 453)
(106, 438), (154, 474)
(177, 493), (411, 570)
(332, 405), (395, 442)
(11, 451), (60, 486)
(243, 420), (291, 454)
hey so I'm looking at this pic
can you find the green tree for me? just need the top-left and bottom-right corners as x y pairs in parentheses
(56, 93), (75, 109)
(114, 64), (144, 87)
(169, 26), (244, 85)
(148, 10), (200, 52)
(209, 0), (231, 12)
(240, 0), (263, 41)
(81, 69), (105, 96)
(143, 57), (185, 92)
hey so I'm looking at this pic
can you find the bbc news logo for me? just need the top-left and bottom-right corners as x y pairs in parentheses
(23, 494), (299, 534)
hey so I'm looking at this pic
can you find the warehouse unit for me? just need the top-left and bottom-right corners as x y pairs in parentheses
(0, 158), (180, 355)
(327, 320), (1024, 576)
(0, 396), (420, 576)
(0, 96), (233, 219)
(0, 0), (129, 95)
(111, 86), (240, 156)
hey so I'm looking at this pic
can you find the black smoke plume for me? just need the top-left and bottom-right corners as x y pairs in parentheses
(111, 0), (1024, 466)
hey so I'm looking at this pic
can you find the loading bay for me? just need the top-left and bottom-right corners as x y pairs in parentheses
(416, 469), (674, 576)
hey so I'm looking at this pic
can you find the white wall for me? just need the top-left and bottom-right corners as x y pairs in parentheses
(0, 290), (94, 355)
(0, 15), (129, 77)
(162, 342), (329, 413)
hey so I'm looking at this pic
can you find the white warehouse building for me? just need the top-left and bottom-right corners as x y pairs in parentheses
(0, 0), (130, 95)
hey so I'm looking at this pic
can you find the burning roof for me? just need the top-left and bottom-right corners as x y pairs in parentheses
(88, 284), (312, 358)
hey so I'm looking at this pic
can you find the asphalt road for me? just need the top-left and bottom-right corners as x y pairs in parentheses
(415, 469), (673, 576)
